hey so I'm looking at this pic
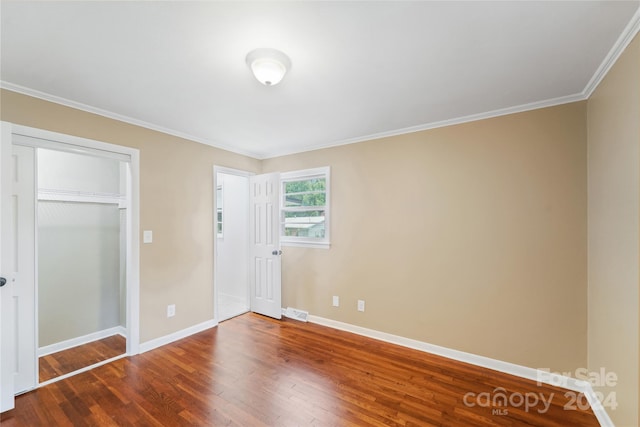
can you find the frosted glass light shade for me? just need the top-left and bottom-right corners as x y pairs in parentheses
(246, 48), (291, 86)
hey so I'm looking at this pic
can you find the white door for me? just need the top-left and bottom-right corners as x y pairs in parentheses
(0, 123), (15, 411)
(249, 173), (282, 319)
(10, 145), (37, 394)
(0, 139), (37, 411)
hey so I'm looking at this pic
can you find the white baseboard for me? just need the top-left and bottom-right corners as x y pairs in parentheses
(139, 319), (218, 354)
(307, 315), (610, 426)
(583, 387), (615, 427)
(38, 325), (127, 357)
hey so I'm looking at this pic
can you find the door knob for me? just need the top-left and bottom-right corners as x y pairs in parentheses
(0, 277), (6, 287)
(271, 250), (282, 256)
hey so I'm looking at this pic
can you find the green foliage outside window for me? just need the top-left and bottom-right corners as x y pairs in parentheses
(284, 178), (326, 209)
(283, 177), (326, 237)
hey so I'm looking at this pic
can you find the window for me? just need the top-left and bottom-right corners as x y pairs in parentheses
(216, 184), (223, 238)
(280, 167), (330, 248)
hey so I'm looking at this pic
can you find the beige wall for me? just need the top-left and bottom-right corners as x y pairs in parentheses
(264, 102), (588, 372)
(587, 34), (640, 427)
(0, 90), (261, 343)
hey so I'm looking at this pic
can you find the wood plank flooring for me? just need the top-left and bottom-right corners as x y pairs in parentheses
(39, 335), (127, 383)
(2, 313), (599, 426)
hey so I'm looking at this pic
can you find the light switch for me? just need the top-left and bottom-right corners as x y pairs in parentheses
(143, 230), (153, 244)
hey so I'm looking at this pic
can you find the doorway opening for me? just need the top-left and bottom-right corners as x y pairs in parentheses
(213, 169), (283, 322)
(36, 147), (128, 384)
(214, 167), (251, 322)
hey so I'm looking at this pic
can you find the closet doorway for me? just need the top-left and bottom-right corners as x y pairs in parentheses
(214, 167), (251, 322)
(0, 123), (140, 411)
(36, 147), (127, 383)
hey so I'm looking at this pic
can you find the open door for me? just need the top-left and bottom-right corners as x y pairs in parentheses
(0, 137), (37, 412)
(249, 173), (282, 319)
(8, 145), (37, 395)
(0, 122), (15, 412)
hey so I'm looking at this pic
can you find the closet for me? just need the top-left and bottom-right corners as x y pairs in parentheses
(36, 148), (127, 383)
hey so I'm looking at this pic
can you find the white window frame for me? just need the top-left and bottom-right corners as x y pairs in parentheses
(280, 167), (330, 249)
(216, 184), (223, 238)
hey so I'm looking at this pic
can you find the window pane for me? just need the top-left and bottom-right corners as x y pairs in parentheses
(284, 178), (326, 207)
(283, 210), (325, 238)
(216, 186), (223, 207)
(280, 167), (330, 246)
(216, 185), (223, 237)
(284, 191), (325, 207)
(284, 177), (325, 193)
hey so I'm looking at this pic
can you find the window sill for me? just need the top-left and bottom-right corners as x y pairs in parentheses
(281, 240), (331, 249)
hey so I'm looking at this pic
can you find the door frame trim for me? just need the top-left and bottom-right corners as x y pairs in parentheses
(213, 166), (254, 322)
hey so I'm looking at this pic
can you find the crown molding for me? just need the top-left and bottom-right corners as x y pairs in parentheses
(263, 92), (586, 159)
(0, 81), (262, 159)
(582, 4), (640, 98)
(1, 79), (585, 161)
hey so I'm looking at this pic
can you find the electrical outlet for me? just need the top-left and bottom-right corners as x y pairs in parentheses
(167, 304), (176, 318)
(332, 295), (340, 307)
(357, 300), (365, 312)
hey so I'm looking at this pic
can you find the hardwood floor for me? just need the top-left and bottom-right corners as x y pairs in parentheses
(39, 335), (127, 383)
(2, 313), (599, 426)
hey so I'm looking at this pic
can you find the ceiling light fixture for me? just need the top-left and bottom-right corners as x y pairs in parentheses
(246, 48), (291, 86)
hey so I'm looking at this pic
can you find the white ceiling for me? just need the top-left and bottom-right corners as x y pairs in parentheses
(2, 1), (639, 159)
